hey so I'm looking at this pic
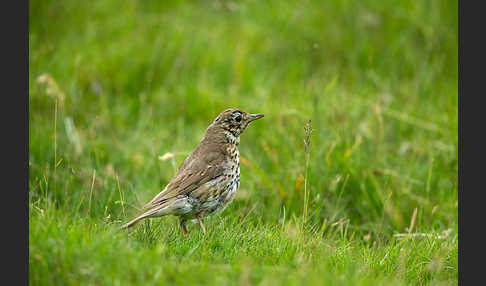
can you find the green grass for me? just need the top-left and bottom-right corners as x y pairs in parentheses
(29, 0), (458, 285)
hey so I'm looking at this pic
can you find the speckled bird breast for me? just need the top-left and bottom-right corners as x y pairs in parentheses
(197, 148), (240, 217)
(179, 145), (240, 220)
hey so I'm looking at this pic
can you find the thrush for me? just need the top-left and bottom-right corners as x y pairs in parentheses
(121, 108), (264, 234)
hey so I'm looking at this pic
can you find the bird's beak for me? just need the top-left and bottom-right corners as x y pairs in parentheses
(247, 113), (264, 122)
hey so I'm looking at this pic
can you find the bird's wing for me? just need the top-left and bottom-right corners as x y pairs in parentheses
(143, 144), (227, 209)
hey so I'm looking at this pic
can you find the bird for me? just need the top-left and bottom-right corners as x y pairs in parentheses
(121, 108), (264, 234)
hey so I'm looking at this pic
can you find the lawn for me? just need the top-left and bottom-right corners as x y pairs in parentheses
(29, 0), (458, 285)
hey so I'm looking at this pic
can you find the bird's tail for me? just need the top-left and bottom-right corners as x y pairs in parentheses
(120, 203), (170, 229)
(120, 212), (152, 229)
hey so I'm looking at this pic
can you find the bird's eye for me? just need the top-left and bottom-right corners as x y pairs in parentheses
(235, 115), (242, 122)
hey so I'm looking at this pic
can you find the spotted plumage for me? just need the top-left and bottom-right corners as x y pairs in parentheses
(121, 108), (264, 234)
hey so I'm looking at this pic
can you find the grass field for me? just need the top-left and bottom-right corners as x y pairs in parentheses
(29, 0), (458, 285)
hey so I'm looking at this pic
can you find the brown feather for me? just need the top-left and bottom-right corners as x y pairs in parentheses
(120, 203), (167, 228)
(142, 123), (230, 210)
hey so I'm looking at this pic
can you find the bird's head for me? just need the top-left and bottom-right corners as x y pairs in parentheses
(211, 108), (264, 138)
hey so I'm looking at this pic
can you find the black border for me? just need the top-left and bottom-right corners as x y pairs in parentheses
(458, 0), (483, 285)
(3, 0), (29, 284)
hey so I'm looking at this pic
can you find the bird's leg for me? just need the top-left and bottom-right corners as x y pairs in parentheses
(196, 214), (206, 235)
(179, 218), (188, 235)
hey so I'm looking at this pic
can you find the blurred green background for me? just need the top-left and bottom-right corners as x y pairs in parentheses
(29, 0), (457, 285)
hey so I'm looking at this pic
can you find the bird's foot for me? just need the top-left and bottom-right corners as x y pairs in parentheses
(196, 214), (206, 235)
(179, 218), (188, 236)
